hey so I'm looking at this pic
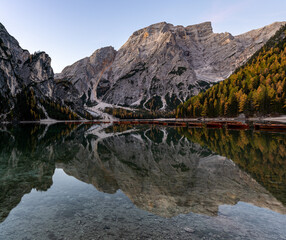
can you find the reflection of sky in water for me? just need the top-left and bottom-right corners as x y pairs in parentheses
(1, 169), (285, 240)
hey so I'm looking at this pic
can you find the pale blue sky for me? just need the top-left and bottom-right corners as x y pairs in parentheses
(0, 0), (285, 73)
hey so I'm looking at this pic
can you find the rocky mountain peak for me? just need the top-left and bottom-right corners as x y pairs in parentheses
(0, 22), (61, 121)
(89, 46), (116, 65)
(131, 22), (171, 37)
(50, 20), (285, 114)
(98, 21), (286, 109)
(55, 21), (286, 112)
(55, 46), (117, 106)
(0, 22), (10, 35)
(185, 21), (213, 37)
(130, 21), (214, 39)
(1, 20), (286, 120)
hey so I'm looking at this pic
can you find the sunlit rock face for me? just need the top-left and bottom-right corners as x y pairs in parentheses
(1, 20), (284, 120)
(54, 47), (117, 106)
(56, 21), (285, 110)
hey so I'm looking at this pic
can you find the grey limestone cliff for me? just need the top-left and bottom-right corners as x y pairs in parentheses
(0, 23), (54, 119)
(55, 46), (117, 106)
(1, 20), (285, 120)
(56, 21), (285, 111)
(0, 22), (92, 121)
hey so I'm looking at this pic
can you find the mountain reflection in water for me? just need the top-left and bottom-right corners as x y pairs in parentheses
(0, 123), (285, 225)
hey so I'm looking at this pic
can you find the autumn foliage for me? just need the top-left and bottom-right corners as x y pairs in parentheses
(176, 25), (286, 118)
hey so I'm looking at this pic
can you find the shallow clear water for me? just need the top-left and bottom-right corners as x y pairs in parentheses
(0, 123), (285, 239)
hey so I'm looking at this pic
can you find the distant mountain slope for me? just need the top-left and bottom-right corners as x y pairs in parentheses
(176, 24), (286, 117)
(56, 21), (285, 111)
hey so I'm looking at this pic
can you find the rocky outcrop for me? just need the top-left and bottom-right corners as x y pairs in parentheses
(1, 21), (285, 120)
(0, 23), (54, 119)
(0, 23), (94, 121)
(54, 47), (117, 107)
(56, 21), (285, 110)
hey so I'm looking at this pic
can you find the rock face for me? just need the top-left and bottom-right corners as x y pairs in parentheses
(0, 23), (54, 119)
(0, 23), (91, 121)
(56, 21), (285, 110)
(1, 21), (285, 120)
(55, 47), (117, 106)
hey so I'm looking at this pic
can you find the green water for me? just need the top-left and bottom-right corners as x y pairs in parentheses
(0, 123), (285, 239)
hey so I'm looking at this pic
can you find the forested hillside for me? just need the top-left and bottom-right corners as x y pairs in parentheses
(176, 24), (286, 118)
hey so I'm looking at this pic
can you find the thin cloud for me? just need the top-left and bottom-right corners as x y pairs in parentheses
(208, 0), (252, 24)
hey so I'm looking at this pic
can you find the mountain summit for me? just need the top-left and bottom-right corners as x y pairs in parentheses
(56, 21), (285, 111)
(176, 23), (286, 117)
(0, 21), (285, 121)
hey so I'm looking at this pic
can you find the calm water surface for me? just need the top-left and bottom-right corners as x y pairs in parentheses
(0, 123), (285, 240)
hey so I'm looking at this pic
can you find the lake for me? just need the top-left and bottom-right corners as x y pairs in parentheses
(0, 123), (285, 240)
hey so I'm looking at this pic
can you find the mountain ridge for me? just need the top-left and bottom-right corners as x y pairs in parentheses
(55, 20), (285, 111)
(176, 22), (286, 117)
(0, 22), (93, 121)
(0, 20), (285, 121)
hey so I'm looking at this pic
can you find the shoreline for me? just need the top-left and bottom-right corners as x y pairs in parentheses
(1, 115), (286, 124)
